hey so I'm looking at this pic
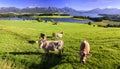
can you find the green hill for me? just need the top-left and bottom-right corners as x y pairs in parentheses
(0, 20), (120, 69)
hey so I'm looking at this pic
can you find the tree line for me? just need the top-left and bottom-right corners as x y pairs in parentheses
(0, 13), (70, 18)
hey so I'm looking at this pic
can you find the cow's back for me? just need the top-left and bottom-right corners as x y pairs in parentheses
(43, 40), (63, 50)
(80, 40), (90, 54)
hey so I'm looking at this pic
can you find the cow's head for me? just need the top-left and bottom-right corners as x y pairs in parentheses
(77, 51), (92, 63)
(40, 33), (46, 40)
(38, 40), (45, 49)
(80, 52), (87, 63)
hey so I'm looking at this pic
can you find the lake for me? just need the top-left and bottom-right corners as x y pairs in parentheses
(0, 17), (93, 23)
(42, 18), (92, 23)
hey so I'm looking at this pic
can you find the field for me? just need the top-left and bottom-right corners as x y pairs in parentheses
(93, 20), (120, 26)
(0, 20), (120, 69)
(33, 16), (72, 18)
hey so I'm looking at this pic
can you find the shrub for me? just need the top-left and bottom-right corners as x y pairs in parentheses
(36, 18), (43, 22)
(88, 22), (92, 25)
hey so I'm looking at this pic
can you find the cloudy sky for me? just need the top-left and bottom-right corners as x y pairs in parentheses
(0, 0), (120, 10)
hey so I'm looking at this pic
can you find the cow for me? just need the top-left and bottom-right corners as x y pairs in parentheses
(52, 32), (63, 39)
(38, 40), (64, 55)
(78, 40), (92, 63)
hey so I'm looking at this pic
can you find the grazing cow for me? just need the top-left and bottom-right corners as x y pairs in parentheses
(38, 40), (64, 55)
(39, 33), (47, 40)
(52, 32), (63, 39)
(78, 40), (92, 63)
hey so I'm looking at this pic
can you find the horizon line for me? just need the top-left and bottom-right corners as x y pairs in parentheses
(0, 6), (120, 11)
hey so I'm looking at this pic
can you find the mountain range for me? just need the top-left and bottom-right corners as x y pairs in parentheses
(0, 7), (120, 14)
(85, 8), (120, 14)
(0, 7), (78, 13)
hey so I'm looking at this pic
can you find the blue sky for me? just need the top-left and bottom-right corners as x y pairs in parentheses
(0, 0), (120, 10)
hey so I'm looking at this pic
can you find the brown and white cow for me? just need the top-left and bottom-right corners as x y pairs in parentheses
(38, 40), (64, 55)
(78, 40), (92, 63)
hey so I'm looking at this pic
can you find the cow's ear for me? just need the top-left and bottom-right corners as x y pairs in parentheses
(86, 53), (92, 57)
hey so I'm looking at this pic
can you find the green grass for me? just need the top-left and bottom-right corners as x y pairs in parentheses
(33, 16), (72, 18)
(93, 20), (120, 26)
(102, 20), (120, 25)
(0, 20), (120, 69)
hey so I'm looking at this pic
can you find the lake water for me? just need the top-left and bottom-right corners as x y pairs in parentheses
(0, 17), (93, 23)
(42, 18), (92, 23)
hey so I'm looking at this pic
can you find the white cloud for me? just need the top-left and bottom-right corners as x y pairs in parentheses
(107, 6), (112, 8)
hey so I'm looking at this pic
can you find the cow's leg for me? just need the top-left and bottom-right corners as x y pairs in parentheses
(80, 56), (83, 63)
(61, 49), (63, 54)
(58, 49), (63, 56)
(44, 49), (50, 56)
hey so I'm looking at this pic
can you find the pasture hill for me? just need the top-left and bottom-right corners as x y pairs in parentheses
(0, 20), (120, 69)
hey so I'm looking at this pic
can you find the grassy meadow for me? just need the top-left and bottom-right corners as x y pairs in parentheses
(33, 16), (72, 18)
(0, 20), (120, 69)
